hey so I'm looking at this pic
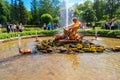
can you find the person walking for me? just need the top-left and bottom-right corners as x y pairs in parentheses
(0, 23), (2, 33)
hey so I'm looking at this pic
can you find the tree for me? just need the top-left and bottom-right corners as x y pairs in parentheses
(53, 17), (59, 23)
(38, 0), (60, 25)
(74, 0), (96, 22)
(0, 0), (11, 24)
(81, 8), (97, 23)
(93, 0), (106, 21)
(51, 0), (60, 17)
(39, 0), (53, 17)
(41, 13), (53, 25)
(18, 0), (27, 24)
(116, 7), (120, 19)
(27, 11), (32, 24)
(106, 0), (120, 19)
(31, 0), (39, 24)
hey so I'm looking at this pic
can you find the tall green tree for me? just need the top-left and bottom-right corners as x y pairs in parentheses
(106, 0), (120, 19)
(74, 0), (96, 22)
(81, 8), (97, 22)
(31, 0), (39, 24)
(0, 0), (11, 24)
(39, 0), (53, 17)
(51, 0), (60, 17)
(38, 0), (60, 25)
(93, 0), (106, 21)
(18, 0), (27, 24)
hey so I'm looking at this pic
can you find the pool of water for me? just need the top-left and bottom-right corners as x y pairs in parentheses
(0, 36), (120, 80)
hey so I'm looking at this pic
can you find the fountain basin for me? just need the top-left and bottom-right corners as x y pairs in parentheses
(0, 36), (120, 80)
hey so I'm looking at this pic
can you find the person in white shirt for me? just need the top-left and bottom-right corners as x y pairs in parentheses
(19, 23), (23, 32)
(111, 21), (114, 30)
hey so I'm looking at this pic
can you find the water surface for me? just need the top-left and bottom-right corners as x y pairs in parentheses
(0, 37), (120, 80)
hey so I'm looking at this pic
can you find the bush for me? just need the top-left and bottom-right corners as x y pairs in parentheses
(0, 29), (59, 39)
(53, 17), (59, 23)
(78, 29), (120, 37)
(41, 14), (53, 25)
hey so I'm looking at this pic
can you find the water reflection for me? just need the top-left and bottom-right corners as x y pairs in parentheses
(65, 54), (80, 70)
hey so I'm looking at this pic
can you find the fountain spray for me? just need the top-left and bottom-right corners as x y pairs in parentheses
(95, 28), (98, 40)
(36, 30), (38, 40)
(65, 0), (68, 26)
(18, 34), (21, 49)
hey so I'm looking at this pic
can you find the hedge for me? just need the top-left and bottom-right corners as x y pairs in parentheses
(78, 29), (120, 37)
(0, 30), (59, 39)
(0, 29), (120, 39)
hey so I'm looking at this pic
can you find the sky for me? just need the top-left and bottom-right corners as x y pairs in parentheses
(6, 0), (93, 11)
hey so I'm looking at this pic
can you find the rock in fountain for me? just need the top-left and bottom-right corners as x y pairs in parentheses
(112, 46), (120, 52)
(36, 17), (104, 53)
(36, 39), (104, 53)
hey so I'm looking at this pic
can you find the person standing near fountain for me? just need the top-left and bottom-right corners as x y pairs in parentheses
(54, 17), (83, 41)
(6, 22), (11, 33)
(92, 22), (95, 30)
(0, 23), (2, 33)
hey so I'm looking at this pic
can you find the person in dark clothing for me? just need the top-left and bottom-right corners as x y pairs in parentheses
(6, 23), (10, 33)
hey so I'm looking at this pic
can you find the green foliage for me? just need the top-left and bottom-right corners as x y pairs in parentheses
(81, 8), (97, 22)
(105, 0), (120, 19)
(0, 28), (120, 39)
(78, 29), (120, 37)
(31, 0), (39, 25)
(30, 0), (60, 25)
(0, 29), (59, 39)
(53, 17), (59, 23)
(0, 0), (11, 24)
(93, 0), (106, 21)
(18, 0), (28, 24)
(75, 0), (97, 22)
(41, 14), (53, 25)
(116, 7), (120, 19)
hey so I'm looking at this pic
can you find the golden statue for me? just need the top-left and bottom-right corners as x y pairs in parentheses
(54, 17), (83, 41)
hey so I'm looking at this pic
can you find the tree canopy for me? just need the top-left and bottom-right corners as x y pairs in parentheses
(0, 0), (120, 25)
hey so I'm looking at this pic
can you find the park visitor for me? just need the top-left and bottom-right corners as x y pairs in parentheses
(6, 22), (10, 33)
(0, 23), (2, 33)
(47, 22), (51, 30)
(43, 23), (47, 30)
(92, 22), (95, 30)
(19, 23), (23, 32)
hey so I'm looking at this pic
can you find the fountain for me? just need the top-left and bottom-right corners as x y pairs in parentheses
(65, 0), (68, 26)
(60, 0), (74, 27)
(95, 28), (98, 40)
(36, 17), (105, 53)
(0, 1), (120, 80)
(35, 30), (41, 42)
(35, 0), (120, 53)
(18, 34), (32, 54)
